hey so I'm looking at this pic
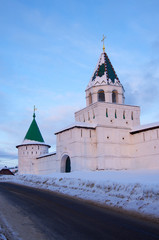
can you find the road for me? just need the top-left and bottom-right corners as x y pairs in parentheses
(0, 182), (159, 240)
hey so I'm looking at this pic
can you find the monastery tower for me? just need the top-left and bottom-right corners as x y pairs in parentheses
(17, 39), (159, 175)
(55, 39), (140, 172)
(16, 109), (50, 174)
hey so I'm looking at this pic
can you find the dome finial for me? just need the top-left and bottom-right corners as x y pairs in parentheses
(33, 105), (37, 118)
(101, 34), (106, 52)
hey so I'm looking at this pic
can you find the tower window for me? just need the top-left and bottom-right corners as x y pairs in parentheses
(106, 108), (108, 117)
(123, 111), (125, 119)
(89, 93), (92, 105)
(143, 133), (145, 141)
(98, 89), (105, 102)
(115, 110), (117, 118)
(93, 110), (95, 119)
(112, 90), (118, 103)
(88, 112), (90, 120)
(131, 112), (133, 120)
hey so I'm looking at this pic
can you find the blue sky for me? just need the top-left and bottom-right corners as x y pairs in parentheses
(0, 0), (159, 168)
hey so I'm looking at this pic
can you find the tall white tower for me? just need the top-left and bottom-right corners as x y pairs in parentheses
(75, 37), (140, 128)
(16, 110), (50, 174)
(86, 36), (125, 107)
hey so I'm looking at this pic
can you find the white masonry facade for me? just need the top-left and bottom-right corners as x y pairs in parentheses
(17, 48), (159, 174)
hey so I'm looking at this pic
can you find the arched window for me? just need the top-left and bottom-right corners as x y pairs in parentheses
(112, 90), (118, 103)
(98, 89), (105, 102)
(89, 92), (92, 105)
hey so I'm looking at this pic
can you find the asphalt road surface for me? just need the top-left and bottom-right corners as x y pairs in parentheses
(0, 182), (159, 240)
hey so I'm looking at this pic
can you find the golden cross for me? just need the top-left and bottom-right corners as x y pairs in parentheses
(101, 35), (106, 52)
(34, 105), (37, 113)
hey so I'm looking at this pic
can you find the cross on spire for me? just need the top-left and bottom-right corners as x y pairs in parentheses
(33, 105), (37, 118)
(101, 35), (106, 52)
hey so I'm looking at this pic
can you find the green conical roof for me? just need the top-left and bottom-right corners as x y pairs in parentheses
(24, 113), (44, 142)
(87, 50), (123, 90)
(92, 52), (119, 83)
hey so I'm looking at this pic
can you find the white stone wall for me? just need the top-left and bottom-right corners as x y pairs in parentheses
(130, 128), (159, 169)
(33, 154), (58, 175)
(75, 102), (140, 129)
(56, 127), (97, 172)
(95, 126), (133, 170)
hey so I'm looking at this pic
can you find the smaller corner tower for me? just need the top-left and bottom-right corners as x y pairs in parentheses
(85, 35), (125, 107)
(16, 107), (50, 174)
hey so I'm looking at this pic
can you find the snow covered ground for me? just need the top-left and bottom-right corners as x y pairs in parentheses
(0, 170), (159, 219)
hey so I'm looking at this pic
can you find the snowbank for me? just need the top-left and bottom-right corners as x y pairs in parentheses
(0, 170), (159, 219)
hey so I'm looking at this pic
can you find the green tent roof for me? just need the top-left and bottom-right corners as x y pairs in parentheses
(24, 113), (44, 142)
(91, 52), (120, 84)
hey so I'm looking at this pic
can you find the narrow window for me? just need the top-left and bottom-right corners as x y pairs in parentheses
(98, 89), (105, 102)
(38, 146), (39, 150)
(90, 130), (91, 138)
(26, 146), (27, 150)
(93, 110), (95, 119)
(88, 112), (90, 121)
(81, 129), (82, 137)
(115, 110), (117, 118)
(112, 90), (118, 103)
(106, 108), (108, 117)
(123, 111), (125, 119)
(89, 92), (92, 105)
(131, 112), (133, 120)
(143, 133), (145, 141)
